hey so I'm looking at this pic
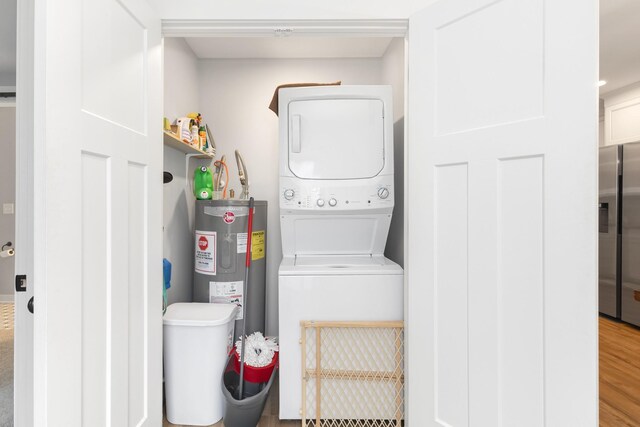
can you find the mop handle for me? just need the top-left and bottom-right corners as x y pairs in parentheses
(238, 197), (255, 400)
(245, 202), (254, 268)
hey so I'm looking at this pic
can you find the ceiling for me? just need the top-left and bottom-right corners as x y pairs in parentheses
(184, 36), (394, 59)
(599, 0), (640, 95)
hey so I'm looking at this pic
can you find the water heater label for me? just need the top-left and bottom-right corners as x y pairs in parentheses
(252, 230), (265, 261)
(237, 232), (248, 253)
(237, 231), (265, 259)
(210, 280), (244, 320)
(195, 230), (216, 275)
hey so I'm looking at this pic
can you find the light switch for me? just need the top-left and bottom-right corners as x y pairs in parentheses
(3, 203), (14, 215)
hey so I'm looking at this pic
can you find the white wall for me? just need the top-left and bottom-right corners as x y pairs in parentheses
(164, 37), (200, 123)
(163, 37), (203, 304)
(382, 38), (405, 267)
(603, 81), (640, 145)
(197, 56), (395, 334)
(0, 107), (15, 300)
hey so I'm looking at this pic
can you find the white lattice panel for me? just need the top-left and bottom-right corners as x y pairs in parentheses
(301, 321), (404, 427)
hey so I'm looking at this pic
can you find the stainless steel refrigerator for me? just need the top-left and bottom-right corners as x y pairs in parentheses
(599, 145), (621, 318)
(599, 142), (640, 326)
(621, 142), (640, 326)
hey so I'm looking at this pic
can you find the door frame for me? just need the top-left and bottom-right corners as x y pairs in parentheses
(161, 19), (408, 38)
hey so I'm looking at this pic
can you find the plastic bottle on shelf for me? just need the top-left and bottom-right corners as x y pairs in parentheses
(194, 166), (213, 200)
(199, 126), (207, 151)
(190, 124), (199, 148)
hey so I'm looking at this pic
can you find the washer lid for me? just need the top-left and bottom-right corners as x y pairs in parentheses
(163, 302), (238, 327)
(279, 255), (403, 276)
(295, 255), (385, 267)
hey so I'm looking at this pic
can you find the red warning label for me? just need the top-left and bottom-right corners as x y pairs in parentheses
(198, 235), (209, 251)
(195, 230), (216, 275)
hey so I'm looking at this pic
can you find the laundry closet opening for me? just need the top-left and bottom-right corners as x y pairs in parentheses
(161, 33), (406, 338)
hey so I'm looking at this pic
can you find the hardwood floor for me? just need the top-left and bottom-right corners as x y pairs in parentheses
(600, 316), (640, 426)
(163, 377), (299, 427)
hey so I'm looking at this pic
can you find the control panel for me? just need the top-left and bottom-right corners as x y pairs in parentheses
(279, 176), (394, 211)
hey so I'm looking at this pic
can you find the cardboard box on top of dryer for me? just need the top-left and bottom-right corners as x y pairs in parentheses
(268, 81), (341, 116)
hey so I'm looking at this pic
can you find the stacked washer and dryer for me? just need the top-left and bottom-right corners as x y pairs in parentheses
(277, 86), (404, 419)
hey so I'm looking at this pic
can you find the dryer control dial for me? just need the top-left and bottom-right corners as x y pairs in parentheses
(328, 198), (338, 207)
(316, 199), (325, 207)
(377, 188), (390, 199)
(284, 189), (295, 200)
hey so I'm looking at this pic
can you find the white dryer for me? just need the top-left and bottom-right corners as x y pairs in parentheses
(277, 86), (403, 420)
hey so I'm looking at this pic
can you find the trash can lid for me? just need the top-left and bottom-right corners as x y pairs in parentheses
(163, 303), (238, 327)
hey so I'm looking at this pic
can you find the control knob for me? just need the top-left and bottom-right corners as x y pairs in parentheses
(317, 199), (325, 207)
(377, 188), (390, 199)
(328, 198), (338, 207)
(283, 189), (295, 200)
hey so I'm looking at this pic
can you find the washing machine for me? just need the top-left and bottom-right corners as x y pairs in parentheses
(277, 85), (404, 419)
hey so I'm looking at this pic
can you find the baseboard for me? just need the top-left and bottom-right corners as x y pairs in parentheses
(0, 294), (13, 303)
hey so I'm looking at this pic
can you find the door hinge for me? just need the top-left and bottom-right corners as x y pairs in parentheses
(15, 274), (27, 292)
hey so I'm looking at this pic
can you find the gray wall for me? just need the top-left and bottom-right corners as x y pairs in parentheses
(0, 107), (15, 299)
(0, 0), (17, 86)
(163, 38), (202, 305)
(382, 38), (405, 268)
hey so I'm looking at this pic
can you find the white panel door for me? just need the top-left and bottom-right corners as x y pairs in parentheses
(29, 0), (162, 425)
(406, 0), (598, 425)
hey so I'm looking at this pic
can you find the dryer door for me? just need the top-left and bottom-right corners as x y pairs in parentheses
(287, 98), (385, 179)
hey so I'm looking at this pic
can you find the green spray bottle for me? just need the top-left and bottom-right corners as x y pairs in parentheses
(194, 166), (213, 200)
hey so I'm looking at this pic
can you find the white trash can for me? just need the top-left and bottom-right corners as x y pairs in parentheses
(163, 302), (238, 426)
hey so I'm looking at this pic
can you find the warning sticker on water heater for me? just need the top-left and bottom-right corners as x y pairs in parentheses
(195, 230), (216, 275)
(237, 232), (248, 254)
(210, 281), (244, 320)
(237, 231), (264, 260)
(252, 231), (265, 261)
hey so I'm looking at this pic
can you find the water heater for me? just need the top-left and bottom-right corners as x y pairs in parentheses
(193, 199), (268, 340)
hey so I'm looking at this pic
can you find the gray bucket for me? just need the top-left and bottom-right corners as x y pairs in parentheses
(221, 354), (278, 427)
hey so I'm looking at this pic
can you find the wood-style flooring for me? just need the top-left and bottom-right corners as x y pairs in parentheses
(166, 316), (640, 426)
(163, 377), (299, 427)
(600, 316), (640, 426)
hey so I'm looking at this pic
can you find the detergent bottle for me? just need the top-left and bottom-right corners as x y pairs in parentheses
(199, 126), (207, 151)
(194, 166), (213, 200)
